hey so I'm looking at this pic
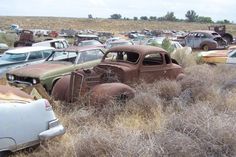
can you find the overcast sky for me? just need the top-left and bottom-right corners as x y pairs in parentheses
(0, 0), (235, 22)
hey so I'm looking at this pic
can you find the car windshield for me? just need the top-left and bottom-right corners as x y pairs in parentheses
(109, 42), (132, 48)
(1, 53), (28, 62)
(79, 40), (101, 46)
(104, 51), (139, 64)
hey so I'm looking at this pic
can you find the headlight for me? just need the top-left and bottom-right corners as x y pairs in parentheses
(32, 78), (38, 84)
(7, 74), (14, 81)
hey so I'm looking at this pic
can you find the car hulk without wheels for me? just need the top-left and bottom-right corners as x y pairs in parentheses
(52, 45), (184, 104)
(6, 46), (105, 93)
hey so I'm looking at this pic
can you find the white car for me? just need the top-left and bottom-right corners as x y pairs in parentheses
(0, 46), (54, 77)
(0, 85), (65, 155)
(32, 39), (69, 49)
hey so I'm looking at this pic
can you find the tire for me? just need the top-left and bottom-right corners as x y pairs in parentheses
(0, 151), (11, 157)
(202, 45), (209, 51)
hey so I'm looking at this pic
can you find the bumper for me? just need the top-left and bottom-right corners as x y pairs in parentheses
(39, 124), (65, 141)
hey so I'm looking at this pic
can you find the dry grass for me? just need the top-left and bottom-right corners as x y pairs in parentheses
(11, 54), (236, 157)
(1, 16), (236, 35)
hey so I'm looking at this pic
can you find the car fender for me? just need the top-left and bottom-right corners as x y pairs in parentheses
(90, 83), (135, 105)
(200, 40), (217, 49)
(51, 75), (71, 102)
(0, 138), (16, 152)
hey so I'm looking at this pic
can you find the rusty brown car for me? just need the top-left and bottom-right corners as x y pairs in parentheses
(52, 45), (184, 103)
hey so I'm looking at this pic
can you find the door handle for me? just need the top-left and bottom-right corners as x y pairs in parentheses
(164, 70), (167, 74)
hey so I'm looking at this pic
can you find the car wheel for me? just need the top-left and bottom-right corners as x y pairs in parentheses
(202, 45), (209, 51)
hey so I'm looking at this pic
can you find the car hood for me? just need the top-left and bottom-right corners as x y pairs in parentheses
(199, 50), (228, 57)
(8, 62), (72, 78)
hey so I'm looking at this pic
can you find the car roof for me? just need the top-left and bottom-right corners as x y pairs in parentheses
(54, 46), (103, 52)
(76, 34), (98, 38)
(110, 39), (131, 44)
(32, 38), (67, 45)
(107, 45), (166, 55)
(5, 46), (55, 54)
(190, 30), (218, 34)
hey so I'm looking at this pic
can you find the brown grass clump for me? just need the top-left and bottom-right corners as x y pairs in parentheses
(14, 62), (236, 157)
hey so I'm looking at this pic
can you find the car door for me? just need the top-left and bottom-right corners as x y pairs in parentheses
(193, 33), (203, 48)
(185, 33), (195, 48)
(139, 52), (165, 83)
(27, 50), (44, 64)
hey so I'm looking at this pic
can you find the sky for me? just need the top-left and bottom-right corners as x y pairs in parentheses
(0, 0), (235, 22)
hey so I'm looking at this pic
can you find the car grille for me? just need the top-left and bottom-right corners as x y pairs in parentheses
(13, 75), (35, 84)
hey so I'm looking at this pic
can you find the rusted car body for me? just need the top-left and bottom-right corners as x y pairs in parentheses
(185, 30), (228, 51)
(52, 45), (183, 103)
(208, 25), (233, 44)
(14, 30), (34, 47)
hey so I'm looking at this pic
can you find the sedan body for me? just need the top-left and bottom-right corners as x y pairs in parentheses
(0, 85), (65, 154)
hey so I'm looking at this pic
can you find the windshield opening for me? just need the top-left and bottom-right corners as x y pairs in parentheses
(104, 51), (139, 64)
(1, 53), (28, 62)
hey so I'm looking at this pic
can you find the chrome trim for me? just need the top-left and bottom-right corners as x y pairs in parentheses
(39, 125), (65, 141)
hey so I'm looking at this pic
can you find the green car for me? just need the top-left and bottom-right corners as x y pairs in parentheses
(6, 46), (105, 93)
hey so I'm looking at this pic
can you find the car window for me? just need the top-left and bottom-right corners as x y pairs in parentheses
(28, 51), (43, 61)
(104, 51), (139, 64)
(48, 51), (77, 63)
(42, 50), (52, 58)
(143, 52), (163, 65)
(1, 53), (28, 61)
(54, 42), (64, 49)
(77, 49), (104, 64)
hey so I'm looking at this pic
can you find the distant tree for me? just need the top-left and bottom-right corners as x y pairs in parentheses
(88, 14), (93, 19)
(140, 16), (148, 20)
(164, 12), (177, 21)
(110, 14), (122, 19)
(133, 17), (138, 21)
(216, 19), (231, 24)
(197, 16), (213, 23)
(123, 17), (130, 20)
(157, 17), (166, 21)
(149, 16), (157, 20)
(185, 10), (198, 22)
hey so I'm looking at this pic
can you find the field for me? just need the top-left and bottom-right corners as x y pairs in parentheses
(0, 16), (236, 35)
(1, 17), (236, 157)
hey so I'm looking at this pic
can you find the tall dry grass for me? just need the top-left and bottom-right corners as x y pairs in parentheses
(13, 54), (236, 157)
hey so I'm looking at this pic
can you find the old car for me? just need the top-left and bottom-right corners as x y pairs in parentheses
(198, 46), (236, 64)
(32, 38), (69, 49)
(0, 85), (65, 155)
(78, 40), (104, 48)
(6, 46), (105, 93)
(74, 34), (99, 46)
(14, 30), (35, 47)
(185, 30), (228, 51)
(106, 39), (134, 49)
(208, 25), (234, 44)
(0, 46), (54, 77)
(52, 45), (184, 103)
